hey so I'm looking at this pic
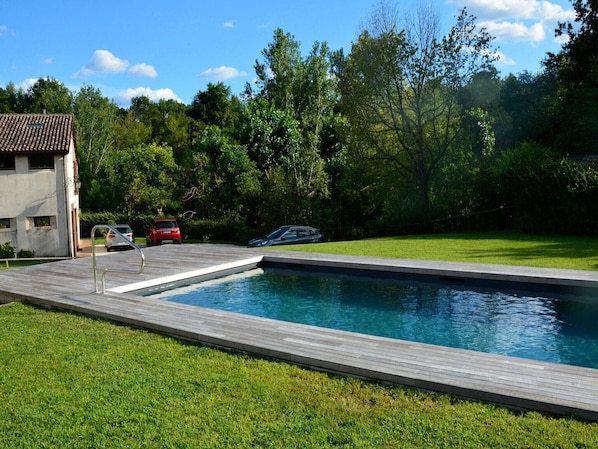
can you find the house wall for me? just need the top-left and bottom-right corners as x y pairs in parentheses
(0, 149), (79, 257)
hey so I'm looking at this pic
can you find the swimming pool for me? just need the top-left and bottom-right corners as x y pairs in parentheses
(144, 262), (598, 369)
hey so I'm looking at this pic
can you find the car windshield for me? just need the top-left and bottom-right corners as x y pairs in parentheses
(114, 227), (131, 233)
(266, 228), (289, 239)
(156, 221), (177, 229)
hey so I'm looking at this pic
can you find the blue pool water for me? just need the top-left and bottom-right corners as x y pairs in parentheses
(149, 267), (598, 369)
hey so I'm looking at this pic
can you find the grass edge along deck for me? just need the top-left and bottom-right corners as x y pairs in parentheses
(1, 244), (598, 421)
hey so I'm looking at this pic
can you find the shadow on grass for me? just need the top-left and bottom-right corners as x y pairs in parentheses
(387, 232), (598, 270)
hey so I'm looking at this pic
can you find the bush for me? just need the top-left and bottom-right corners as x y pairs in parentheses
(0, 241), (15, 258)
(80, 212), (253, 244)
(178, 218), (253, 244)
(17, 249), (35, 258)
(80, 212), (156, 238)
(493, 142), (598, 235)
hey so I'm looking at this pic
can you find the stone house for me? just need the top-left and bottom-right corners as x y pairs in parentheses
(0, 114), (80, 257)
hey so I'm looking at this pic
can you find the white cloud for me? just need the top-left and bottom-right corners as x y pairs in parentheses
(42, 57), (54, 65)
(73, 50), (129, 78)
(129, 63), (158, 78)
(449, 0), (575, 44)
(118, 86), (183, 104)
(197, 66), (248, 81)
(0, 25), (7, 35)
(19, 78), (38, 91)
(73, 50), (159, 79)
(223, 20), (234, 28)
(451, 0), (570, 21)
(481, 20), (546, 43)
(494, 50), (516, 66)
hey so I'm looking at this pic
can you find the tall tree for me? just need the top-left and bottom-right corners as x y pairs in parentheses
(186, 126), (260, 219)
(0, 82), (25, 113)
(101, 143), (179, 214)
(188, 82), (242, 130)
(23, 77), (73, 114)
(243, 29), (337, 225)
(336, 3), (496, 224)
(73, 85), (119, 188)
(545, 0), (598, 154)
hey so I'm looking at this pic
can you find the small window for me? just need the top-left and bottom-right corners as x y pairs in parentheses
(34, 216), (52, 227)
(29, 155), (54, 169)
(0, 156), (15, 170)
(0, 218), (11, 229)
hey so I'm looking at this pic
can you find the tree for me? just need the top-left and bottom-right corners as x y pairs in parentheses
(183, 126), (260, 219)
(0, 82), (25, 113)
(243, 29), (336, 226)
(73, 85), (119, 209)
(188, 82), (242, 130)
(336, 3), (496, 224)
(545, 0), (598, 154)
(101, 143), (179, 214)
(23, 77), (73, 114)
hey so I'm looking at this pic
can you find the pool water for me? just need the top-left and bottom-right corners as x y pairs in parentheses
(148, 268), (598, 369)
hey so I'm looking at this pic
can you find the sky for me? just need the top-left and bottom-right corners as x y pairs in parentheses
(0, 0), (576, 107)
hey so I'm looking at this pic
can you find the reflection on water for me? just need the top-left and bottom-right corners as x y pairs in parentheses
(150, 269), (598, 369)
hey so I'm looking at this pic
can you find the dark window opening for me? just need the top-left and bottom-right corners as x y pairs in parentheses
(0, 156), (16, 170)
(29, 155), (54, 169)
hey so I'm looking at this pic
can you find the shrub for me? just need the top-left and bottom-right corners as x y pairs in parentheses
(17, 249), (35, 258)
(0, 241), (15, 258)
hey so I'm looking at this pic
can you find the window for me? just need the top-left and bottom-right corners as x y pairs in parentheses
(0, 218), (11, 229)
(34, 216), (52, 227)
(29, 155), (54, 169)
(0, 156), (15, 170)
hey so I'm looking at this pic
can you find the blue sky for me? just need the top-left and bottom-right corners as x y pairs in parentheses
(1, 0), (575, 107)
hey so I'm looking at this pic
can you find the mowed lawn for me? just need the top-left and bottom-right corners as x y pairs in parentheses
(1, 232), (598, 448)
(280, 231), (598, 271)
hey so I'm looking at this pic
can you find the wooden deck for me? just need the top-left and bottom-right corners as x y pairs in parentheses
(1, 243), (598, 421)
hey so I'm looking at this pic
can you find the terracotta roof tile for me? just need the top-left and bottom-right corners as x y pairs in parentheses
(0, 114), (74, 154)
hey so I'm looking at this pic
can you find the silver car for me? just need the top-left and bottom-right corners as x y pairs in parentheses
(105, 225), (134, 251)
(248, 225), (324, 247)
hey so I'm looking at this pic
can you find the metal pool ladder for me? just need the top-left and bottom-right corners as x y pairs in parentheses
(91, 224), (146, 294)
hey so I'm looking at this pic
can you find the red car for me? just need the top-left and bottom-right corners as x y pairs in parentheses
(145, 218), (182, 246)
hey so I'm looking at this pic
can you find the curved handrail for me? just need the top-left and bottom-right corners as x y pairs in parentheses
(91, 224), (145, 293)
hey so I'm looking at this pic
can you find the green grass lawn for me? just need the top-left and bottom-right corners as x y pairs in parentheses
(1, 232), (598, 447)
(278, 231), (598, 271)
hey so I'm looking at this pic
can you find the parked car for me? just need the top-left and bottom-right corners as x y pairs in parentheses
(248, 225), (324, 247)
(105, 224), (134, 251)
(146, 218), (182, 246)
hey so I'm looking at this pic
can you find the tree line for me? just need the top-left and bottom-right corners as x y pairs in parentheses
(2, 2), (597, 239)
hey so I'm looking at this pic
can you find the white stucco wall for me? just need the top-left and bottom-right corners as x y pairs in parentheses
(0, 146), (79, 257)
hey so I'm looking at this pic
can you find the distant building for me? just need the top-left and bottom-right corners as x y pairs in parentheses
(0, 114), (80, 257)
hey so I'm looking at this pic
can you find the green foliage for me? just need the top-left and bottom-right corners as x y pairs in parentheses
(101, 143), (180, 215)
(80, 212), (156, 238)
(182, 126), (261, 219)
(80, 212), (252, 244)
(16, 249), (35, 258)
(24, 77), (73, 114)
(0, 241), (15, 258)
(178, 218), (253, 243)
(493, 142), (598, 234)
(545, 0), (598, 154)
(189, 82), (241, 130)
(337, 5), (497, 225)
